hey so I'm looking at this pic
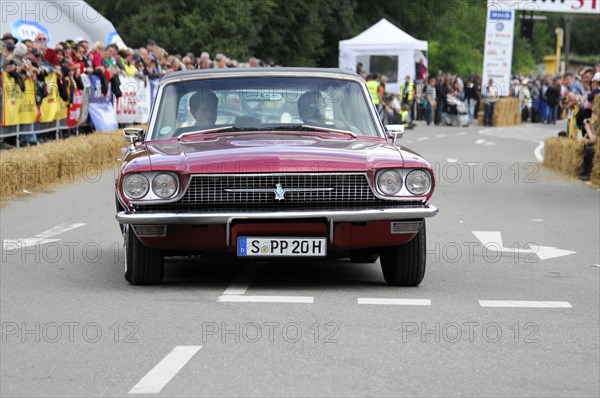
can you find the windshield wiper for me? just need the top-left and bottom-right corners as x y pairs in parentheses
(266, 124), (357, 138)
(301, 124), (357, 138)
(177, 124), (357, 141)
(177, 126), (235, 140)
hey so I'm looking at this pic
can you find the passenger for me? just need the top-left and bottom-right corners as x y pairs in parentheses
(297, 90), (327, 125)
(189, 90), (218, 127)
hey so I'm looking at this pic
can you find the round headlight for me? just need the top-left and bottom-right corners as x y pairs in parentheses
(152, 173), (178, 199)
(123, 174), (149, 199)
(405, 170), (431, 195)
(377, 170), (402, 195)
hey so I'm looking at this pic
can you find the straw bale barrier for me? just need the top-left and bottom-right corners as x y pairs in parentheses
(1, 131), (128, 201)
(478, 98), (521, 126)
(543, 95), (600, 187)
(543, 137), (585, 176)
(592, 139), (600, 186)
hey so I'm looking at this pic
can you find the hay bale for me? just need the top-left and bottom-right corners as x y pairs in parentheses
(591, 139), (600, 187)
(590, 96), (600, 186)
(491, 98), (521, 127)
(0, 131), (129, 201)
(543, 137), (584, 177)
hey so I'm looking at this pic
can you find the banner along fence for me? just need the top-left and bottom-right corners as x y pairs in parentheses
(1, 72), (158, 147)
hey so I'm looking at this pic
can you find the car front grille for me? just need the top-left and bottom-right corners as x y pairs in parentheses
(132, 173), (422, 213)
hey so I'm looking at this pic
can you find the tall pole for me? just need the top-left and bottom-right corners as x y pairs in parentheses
(564, 15), (573, 73)
(555, 28), (563, 74)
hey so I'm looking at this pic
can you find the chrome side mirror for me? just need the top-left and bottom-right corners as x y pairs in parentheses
(123, 127), (144, 143)
(386, 124), (405, 146)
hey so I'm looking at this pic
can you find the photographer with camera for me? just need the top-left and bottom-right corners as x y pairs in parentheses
(577, 73), (599, 181)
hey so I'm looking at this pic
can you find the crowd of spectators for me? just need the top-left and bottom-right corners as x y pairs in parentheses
(2, 30), (599, 179)
(0, 34), (273, 150)
(359, 62), (600, 181)
(505, 66), (599, 180)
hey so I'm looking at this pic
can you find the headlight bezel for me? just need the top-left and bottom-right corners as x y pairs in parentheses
(376, 169), (403, 196)
(375, 168), (432, 198)
(405, 169), (432, 196)
(151, 173), (179, 199)
(122, 172), (180, 201)
(123, 173), (150, 199)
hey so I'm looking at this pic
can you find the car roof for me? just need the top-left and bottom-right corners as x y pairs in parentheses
(158, 67), (362, 86)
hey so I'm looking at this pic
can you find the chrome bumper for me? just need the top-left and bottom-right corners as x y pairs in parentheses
(116, 206), (438, 225)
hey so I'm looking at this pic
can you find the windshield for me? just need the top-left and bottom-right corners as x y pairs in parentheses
(149, 76), (380, 140)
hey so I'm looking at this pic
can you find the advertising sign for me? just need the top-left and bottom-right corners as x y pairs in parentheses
(482, 9), (515, 97)
(493, 0), (600, 15)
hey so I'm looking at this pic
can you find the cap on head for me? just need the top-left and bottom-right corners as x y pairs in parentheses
(2, 33), (18, 44)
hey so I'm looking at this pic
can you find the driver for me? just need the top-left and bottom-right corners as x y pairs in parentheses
(297, 90), (327, 125)
(189, 90), (218, 127)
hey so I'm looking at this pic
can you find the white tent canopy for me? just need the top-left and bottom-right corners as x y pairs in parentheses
(339, 18), (428, 93)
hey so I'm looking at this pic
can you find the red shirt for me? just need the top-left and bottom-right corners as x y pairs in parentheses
(89, 51), (104, 68)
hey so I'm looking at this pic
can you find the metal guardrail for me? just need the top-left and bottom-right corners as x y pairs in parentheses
(0, 120), (79, 148)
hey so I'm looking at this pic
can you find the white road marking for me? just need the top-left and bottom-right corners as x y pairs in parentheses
(478, 127), (544, 162)
(457, 132), (467, 136)
(531, 219), (545, 222)
(459, 220), (464, 224)
(3, 223), (86, 250)
(446, 158), (458, 163)
(218, 295), (313, 303)
(129, 346), (202, 394)
(358, 298), (431, 306)
(475, 139), (486, 145)
(534, 141), (544, 162)
(222, 262), (265, 295)
(417, 137), (429, 141)
(484, 141), (496, 146)
(591, 264), (600, 268)
(436, 133), (448, 138)
(472, 231), (576, 260)
(479, 300), (571, 308)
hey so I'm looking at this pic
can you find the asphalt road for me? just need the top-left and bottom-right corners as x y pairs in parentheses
(1, 122), (599, 397)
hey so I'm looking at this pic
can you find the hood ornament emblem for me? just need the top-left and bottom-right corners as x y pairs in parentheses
(274, 183), (286, 200)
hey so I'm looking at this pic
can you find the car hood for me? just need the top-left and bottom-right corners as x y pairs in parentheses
(134, 133), (422, 174)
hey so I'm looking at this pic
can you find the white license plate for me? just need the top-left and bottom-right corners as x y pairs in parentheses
(237, 237), (327, 257)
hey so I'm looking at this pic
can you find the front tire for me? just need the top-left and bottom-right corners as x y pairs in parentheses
(124, 225), (164, 285)
(379, 221), (426, 286)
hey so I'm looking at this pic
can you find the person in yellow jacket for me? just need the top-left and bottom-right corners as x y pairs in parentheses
(399, 75), (415, 121)
(117, 48), (142, 78)
(399, 103), (415, 129)
(366, 73), (380, 106)
(399, 75), (415, 104)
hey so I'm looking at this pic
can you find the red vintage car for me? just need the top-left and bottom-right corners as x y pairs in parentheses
(115, 68), (437, 286)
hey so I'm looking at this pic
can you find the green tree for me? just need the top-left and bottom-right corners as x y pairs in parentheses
(86, 0), (598, 72)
